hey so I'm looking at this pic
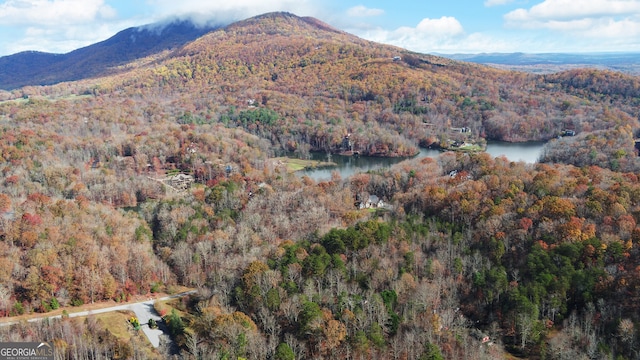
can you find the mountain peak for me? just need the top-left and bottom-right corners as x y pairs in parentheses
(225, 12), (343, 37)
(0, 12), (350, 90)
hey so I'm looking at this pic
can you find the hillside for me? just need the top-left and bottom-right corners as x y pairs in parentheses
(0, 19), (220, 90)
(13, 11), (633, 157)
(3, 12), (640, 154)
(1, 12), (640, 359)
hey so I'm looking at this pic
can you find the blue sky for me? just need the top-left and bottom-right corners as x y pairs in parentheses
(1, 0), (640, 57)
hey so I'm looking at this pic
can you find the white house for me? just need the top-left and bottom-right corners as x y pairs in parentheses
(360, 195), (384, 209)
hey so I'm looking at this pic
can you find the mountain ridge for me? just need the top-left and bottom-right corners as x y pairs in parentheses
(0, 12), (358, 90)
(0, 19), (222, 90)
(2, 12), (639, 151)
(91, 12), (638, 147)
(441, 52), (640, 75)
(4, 13), (640, 90)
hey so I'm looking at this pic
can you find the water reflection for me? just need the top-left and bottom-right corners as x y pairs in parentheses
(298, 142), (544, 181)
(484, 141), (545, 163)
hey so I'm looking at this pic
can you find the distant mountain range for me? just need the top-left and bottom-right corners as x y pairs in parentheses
(2, 15), (640, 91)
(441, 52), (640, 75)
(0, 20), (221, 90)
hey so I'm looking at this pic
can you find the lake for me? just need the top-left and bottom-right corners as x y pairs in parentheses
(298, 141), (545, 181)
(484, 141), (545, 163)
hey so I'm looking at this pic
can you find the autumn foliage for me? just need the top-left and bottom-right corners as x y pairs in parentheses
(1, 11), (640, 360)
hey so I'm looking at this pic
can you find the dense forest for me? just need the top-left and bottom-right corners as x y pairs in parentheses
(1, 11), (640, 360)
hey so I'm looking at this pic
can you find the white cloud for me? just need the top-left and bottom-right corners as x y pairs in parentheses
(346, 5), (384, 18)
(505, 0), (640, 23)
(347, 14), (635, 54)
(581, 17), (640, 38)
(4, 20), (134, 54)
(0, 0), (131, 55)
(0, 0), (116, 26)
(504, 0), (640, 43)
(484, 0), (515, 7)
(369, 16), (464, 45)
(375, 17), (463, 51)
(350, 16), (514, 54)
(415, 16), (464, 35)
(359, 25), (513, 53)
(144, 0), (319, 26)
(0, 0), (323, 55)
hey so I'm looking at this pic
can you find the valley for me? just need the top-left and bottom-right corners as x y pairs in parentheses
(0, 11), (639, 360)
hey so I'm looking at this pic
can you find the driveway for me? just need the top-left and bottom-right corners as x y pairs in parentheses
(0, 290), (196, 348)
(129, 300), (165, 347)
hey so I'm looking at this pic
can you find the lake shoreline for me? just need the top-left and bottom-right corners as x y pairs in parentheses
(295, 141), (546, 181)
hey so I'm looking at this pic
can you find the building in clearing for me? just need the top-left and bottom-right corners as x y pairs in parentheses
(166, 173), (194, 191)
(359, 195), (384, 209)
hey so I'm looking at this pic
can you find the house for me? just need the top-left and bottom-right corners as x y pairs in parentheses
(166, 173), (194, 191)
(451, 127), (471, 134)
(359, 195), (384, 209)
(342, 133), (353, 151)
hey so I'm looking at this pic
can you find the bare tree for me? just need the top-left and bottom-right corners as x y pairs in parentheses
(0, 284), (10, 316)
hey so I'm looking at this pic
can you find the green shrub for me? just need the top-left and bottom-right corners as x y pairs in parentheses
(275, 343), (295, 360)
(50, 297), (60, 310)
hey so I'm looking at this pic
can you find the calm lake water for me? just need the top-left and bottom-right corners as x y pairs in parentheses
(484, 141), (545, 163)
(298, 141), (545, 181)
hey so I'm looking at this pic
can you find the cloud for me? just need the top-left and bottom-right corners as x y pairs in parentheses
(0, 0), (116, 26)
(484, 0), (515, 7)
(346, 5), (384, 18)
(3, 21), (134, 55)
(0, 0), (322, 55)
(144, 0), (319, 26)
(504, 0), (640, 43)
(415, 16), (464, 35)
(359, 27), (511, 53)
(580, 17), (640, 38)
(0, 0), (131, 55)
(362, 16), (464, 41)
(350, 16), (514, 54)
(348, 14), (624, 54)
(505, 0), (640, 23)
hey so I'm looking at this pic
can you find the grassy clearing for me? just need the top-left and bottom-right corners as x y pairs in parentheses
(455, 143), (485, 152)
(154, 298), (189, 319)
(51, 94), (92, 101)
(97, 310), (135, 341)
(442, 142), (486, 153)
(95, 309), (162, 359)
(271, 157), (336, 172)
(0, 98), (29, 105)
(0, 94), (92, 106)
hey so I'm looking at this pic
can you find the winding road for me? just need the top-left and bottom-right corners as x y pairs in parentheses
(0, 290), (196, 348)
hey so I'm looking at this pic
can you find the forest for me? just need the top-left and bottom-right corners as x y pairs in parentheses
(1, 11), (640, 360)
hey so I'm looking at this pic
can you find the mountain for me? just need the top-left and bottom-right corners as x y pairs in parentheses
(2, 11), (640, 150)
(127, 12), (638, 146)
(3, 12), (640, 360)
(0, 19), (221, 90)
(442, 52), (640, 75)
